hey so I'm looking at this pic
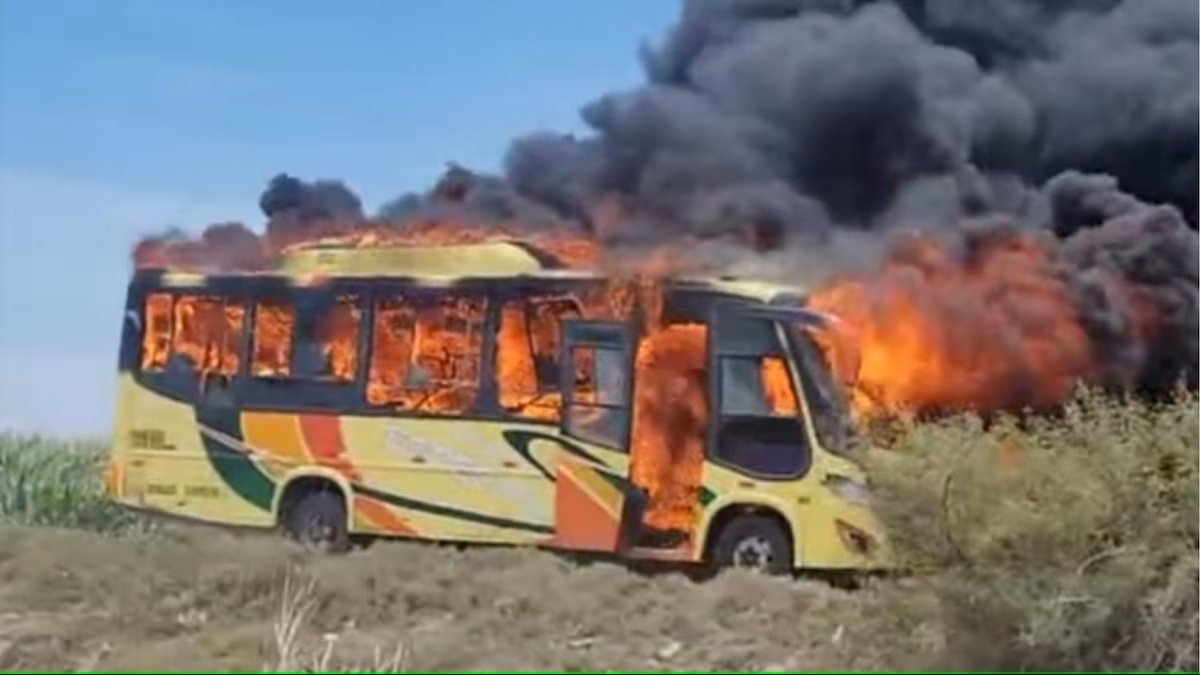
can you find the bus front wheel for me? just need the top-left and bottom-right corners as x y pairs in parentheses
(710, 514), (793, 576)
(284, 489), (351, 554)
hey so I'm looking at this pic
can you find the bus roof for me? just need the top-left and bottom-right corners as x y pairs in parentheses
(141, 241), (809, 303)
(281, 240), (566, 276)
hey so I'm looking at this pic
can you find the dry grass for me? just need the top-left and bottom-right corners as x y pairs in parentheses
(0, 390), (1195, 671)
(265, 571), (408, 673)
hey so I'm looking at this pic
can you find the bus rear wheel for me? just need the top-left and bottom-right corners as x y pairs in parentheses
(710, 514), (793, 576)
(284, 490), (351, 553)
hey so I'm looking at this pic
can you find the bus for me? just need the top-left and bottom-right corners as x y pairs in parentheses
(105, 240), (887, 575)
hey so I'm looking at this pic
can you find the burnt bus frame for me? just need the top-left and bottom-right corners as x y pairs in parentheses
(119, 271), (794, 451)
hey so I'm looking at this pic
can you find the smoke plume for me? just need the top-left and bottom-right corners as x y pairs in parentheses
(133, 0), (1199, 414)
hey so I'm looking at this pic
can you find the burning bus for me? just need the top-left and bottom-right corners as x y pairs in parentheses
(105, 239), (886, 575)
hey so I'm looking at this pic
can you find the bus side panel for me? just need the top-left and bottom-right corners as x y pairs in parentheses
(296, 416), (626, 546)
(335, 417), (565, 544)
(114, 383), (277, 527)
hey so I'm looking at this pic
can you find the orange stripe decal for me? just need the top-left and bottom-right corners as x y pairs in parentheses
(354, 495), (418, 535)
(242, 412), (311, 465)
(298, 415), (416, 535)
(299, 414), (359, 479)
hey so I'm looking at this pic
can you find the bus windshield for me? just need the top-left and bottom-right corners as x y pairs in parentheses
(788, 322), (855, 455)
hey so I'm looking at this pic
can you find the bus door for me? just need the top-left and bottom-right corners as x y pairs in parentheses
(550, 319), (647, 553)
(707, 303), (811, 479)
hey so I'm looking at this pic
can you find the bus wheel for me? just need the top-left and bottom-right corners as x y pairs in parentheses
(285, 490), (351, 554)
(711, 514), (792, 576)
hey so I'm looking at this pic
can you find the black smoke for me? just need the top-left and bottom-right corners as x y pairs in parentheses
(499, 0), (1200, 393)
(501, 0), (1196, 237)
(259, 173), (363, 221)
(234, 0), (1198, 395)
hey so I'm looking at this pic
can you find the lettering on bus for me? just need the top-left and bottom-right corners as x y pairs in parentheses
(146, 483), (178, 496)
(130, 428), (176, 451)
(184, 485), (220, 499)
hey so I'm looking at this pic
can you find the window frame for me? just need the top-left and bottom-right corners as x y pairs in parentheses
(133, 286), (251, 403)
(242, 286), (369, 385)
(491, 293), (585, 422)
(558, 319), (635, 452)
(362, 287), (492, 417)
(124, 274), (621, 421)
(705, 301), (814, 481)
(524, 295), (583, 395)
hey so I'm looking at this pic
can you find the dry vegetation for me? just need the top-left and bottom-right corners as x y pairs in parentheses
(0, 390), (1196, 672)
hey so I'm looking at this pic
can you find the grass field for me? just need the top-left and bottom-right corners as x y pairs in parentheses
(1, 390), (1196, 672)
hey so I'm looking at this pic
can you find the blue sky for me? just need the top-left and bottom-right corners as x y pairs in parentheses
(0, 0), (678, 434)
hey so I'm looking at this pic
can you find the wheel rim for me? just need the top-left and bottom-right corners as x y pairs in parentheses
(299, 514), (337, 550)
(731, 535), (774, 571)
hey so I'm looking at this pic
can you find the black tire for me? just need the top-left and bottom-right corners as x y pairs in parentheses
(710, 514), (793, 576)
(284, 489), (351, 553)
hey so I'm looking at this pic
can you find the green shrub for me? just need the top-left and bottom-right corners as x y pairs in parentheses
(0, 433), (147, 534)
(863, 389), (1199, 671)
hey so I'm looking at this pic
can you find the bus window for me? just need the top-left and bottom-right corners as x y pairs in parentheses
(497, 301), (539, 411)
(788, 322), (853, 455)
(720, 356), (798, 417)
(141, 293), (173, 370)
(251, 301), (294, 377)
(529, 298), (578, 388)
(712, 316), (810, 478)
(563, 344), (628, 448)
(367, 295), (486, 414)
(139, 293), (243, 376)
(367, 300), (416, 405)
(496, 296), (580, 420)
(295, 295), (361, 382)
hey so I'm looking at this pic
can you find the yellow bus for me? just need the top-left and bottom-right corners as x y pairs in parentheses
(105, 240), (886, 575)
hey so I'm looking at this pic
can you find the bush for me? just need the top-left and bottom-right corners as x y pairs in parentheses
(863, 389), (1199, 671)
(0, 433), (148, 534)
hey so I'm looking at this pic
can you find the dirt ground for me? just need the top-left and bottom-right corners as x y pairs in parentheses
(0, 524), (939, 672)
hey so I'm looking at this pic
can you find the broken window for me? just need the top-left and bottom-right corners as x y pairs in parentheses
(140, 293), (174, 371)
(496, 296), (580, 421)
(139, 292), (244, 377)
(367, 295), (486, 414)
(367, 300), (416, 404)
(250, 301), (295, 377)
(248, 295), (362, 383)
(294, 295), (362, 382)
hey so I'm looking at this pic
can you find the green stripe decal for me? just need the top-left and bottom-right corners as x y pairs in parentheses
(195, 407), (276, 511)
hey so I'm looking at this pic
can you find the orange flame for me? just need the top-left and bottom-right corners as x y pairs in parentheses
(808, 231), (1130, 420)
(141, 293), (244, 378)
(629, 323), (709, 534)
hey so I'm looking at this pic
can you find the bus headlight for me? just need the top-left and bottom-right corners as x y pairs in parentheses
(824, 473), (871, 506)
